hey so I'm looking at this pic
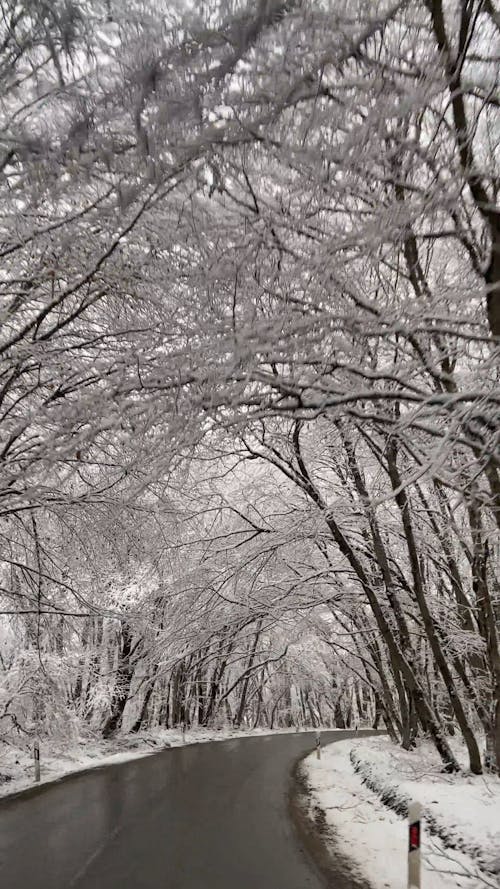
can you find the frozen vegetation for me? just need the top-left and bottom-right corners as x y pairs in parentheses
(0, 1), (499, 885)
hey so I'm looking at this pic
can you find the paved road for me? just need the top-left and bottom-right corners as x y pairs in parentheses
(0, 731), (373, 888)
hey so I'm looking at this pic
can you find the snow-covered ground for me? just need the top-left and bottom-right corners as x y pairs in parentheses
(303, 737), (500, 889)
(0, 725), (317, 800)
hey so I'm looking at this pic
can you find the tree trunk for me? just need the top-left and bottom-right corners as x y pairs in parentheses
(73, 617), (91, 706)
(131, 664), (159, 733)
(234, 620), (262, 727)
(387, 446), (482, 774)
(468, 500), (500, 772)
(102, 622), (135, 739)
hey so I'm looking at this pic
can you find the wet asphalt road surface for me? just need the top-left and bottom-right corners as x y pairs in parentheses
(0, 730), (370, 889)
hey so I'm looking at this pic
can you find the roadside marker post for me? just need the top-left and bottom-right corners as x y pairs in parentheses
(408, 801), (422, 888)
(181, 722), (186, 744)
(33, 740), (40, 782)
(315, 731), (321, 760)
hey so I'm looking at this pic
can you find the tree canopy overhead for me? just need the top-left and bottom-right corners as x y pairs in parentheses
(1, 0), (499, 775)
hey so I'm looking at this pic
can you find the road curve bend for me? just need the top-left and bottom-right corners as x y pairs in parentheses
(0, 730), (373, 888)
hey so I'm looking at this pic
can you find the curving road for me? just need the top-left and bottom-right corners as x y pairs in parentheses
(0, 730), (374, 888)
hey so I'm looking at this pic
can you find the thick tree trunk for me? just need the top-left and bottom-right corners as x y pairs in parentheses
(131, 664), (159, 733)
(373, 693), (382, 729)
(102, 622), (135, 739)
(334, 697), (346, 729)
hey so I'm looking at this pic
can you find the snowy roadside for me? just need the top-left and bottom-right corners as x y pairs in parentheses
(0, 725), (324, 801)
(303, 737), (500, 889)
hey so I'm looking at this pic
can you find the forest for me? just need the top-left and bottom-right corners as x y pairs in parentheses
(0, 0), (499, 778)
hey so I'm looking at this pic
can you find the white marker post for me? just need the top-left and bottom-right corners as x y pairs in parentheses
(33, 740), (40, 783)
(408, 801), (422, 888)
(315, 730), (321, 760)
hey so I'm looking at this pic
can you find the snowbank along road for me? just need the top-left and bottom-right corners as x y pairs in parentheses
(0, 730), (377, 888)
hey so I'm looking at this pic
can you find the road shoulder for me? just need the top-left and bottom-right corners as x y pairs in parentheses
(302, 737), (498, 889)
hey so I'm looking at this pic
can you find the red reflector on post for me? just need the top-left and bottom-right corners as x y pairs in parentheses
(409, 821), (420, 852)
(408, 801), (422, 888)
